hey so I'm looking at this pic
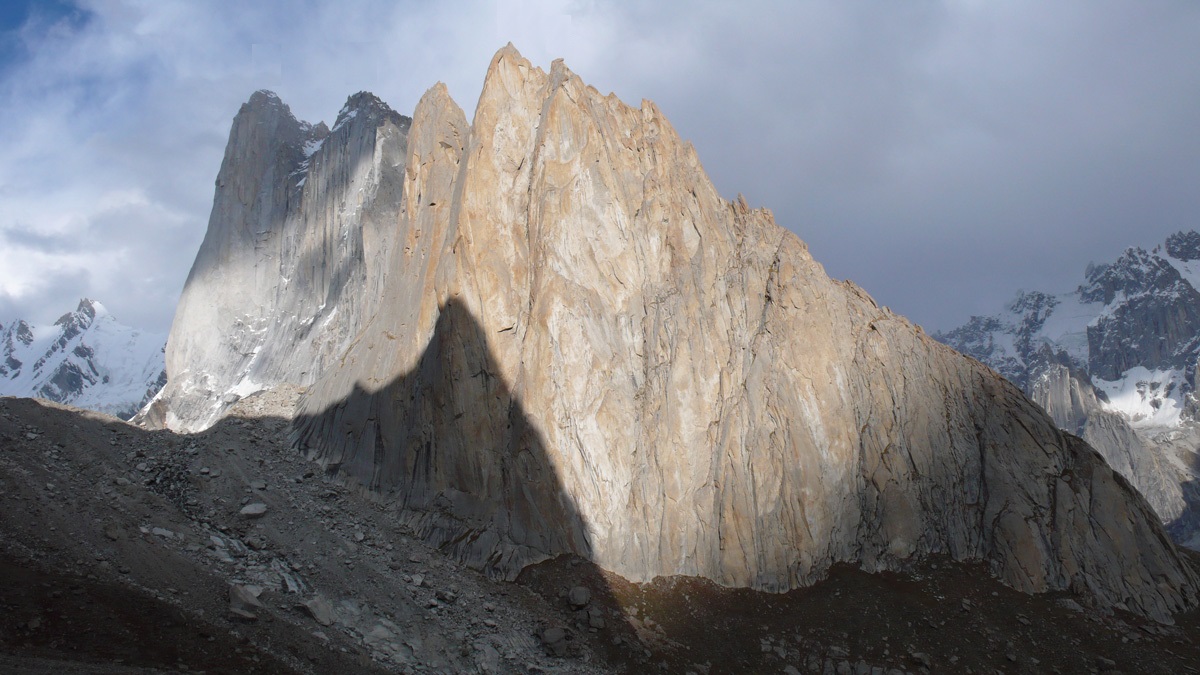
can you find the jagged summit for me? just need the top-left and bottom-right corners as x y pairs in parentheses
(62, 297), (100, 319)
(243, 89), (311, 131)
(332, 90), (405, 131)
(246, 89), (283, 109)
(0, 298), (164, 419)
(148, 45), (1199, 622)
(1167, 230), (1200, 261)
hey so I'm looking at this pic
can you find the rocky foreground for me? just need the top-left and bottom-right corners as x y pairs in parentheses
(3, 393), (1200, 674)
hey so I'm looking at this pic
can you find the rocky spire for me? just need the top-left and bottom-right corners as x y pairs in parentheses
(144, 86), (412, 431)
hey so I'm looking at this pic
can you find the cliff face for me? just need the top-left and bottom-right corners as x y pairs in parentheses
(156, 46), (1198, 622)
(143, 90), (411, 431)
(1080, 247), (1200, 381)
(1030, 363), (1185, 523)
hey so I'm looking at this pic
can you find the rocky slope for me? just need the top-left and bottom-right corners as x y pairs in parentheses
(6, 395), (1200, 674)
(0, 394), (614, 674)
(937, 232), (1200, 548)
(0, 299), (164, 419)
(148, 45), (1199, 623)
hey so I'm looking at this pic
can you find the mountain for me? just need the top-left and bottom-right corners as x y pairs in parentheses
(936, 233), (1200, 550)
(0, 298), (165, 419)
(143, 44), (1198, 622)
(139, 89), (409, 432)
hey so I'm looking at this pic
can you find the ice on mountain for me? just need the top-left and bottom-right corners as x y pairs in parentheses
(0, 299), (166, 419)
(303, 137), (323, 158)
(1094, 366), (1186, 430)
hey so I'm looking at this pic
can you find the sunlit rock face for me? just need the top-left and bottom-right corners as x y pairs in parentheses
(155, 45), (1198, 622)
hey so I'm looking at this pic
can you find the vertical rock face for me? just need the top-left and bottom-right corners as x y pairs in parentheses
(158, 46), (1198, 622)
(1030, 364), (1184, 523)
(1080, 247), (1200, 381)
(144, 90), (411, 431)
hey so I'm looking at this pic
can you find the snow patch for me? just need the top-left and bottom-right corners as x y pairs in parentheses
(1035, 293), (1101, 365)
(303, 137), (324, 158)
(1094, 367), (1187, 430)
(227, 378), (265, 400)
(332, 108), (358, 132)
(1164, 253), (1200, 293)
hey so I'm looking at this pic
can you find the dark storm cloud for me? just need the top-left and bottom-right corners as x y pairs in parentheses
(0, 0), (1197, 333)
(581, 1), (1200, 328)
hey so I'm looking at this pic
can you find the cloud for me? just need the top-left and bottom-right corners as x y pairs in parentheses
(0, 0), (1197, 334)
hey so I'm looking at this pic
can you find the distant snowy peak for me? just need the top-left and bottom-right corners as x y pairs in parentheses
(933, 288), (1098, 391)
(1081, 246), (1183, 305)
(937, 229), (1200, 429)
(0, 299), (166, 419)
(937, 231), (1200, 548)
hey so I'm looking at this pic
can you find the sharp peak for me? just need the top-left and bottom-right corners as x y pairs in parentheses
(338, 91), (403, 118)
(242, 90), (308, 127)
(481, 43), (615, 109)
(246, 90), (289, 111)
(47, 298), (109, 327)
(484, 42), (538, 79)
(426, 81), (451, 96)
(477, 44), (586, 114)
(484, 42), (578, 75)
(415, 82), (458, 109)
(332, 91), (406, 131)
(489, 42), (565, 73)
(494, 41), (522, 59)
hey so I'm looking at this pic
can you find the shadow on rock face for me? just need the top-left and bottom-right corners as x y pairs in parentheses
(1167, 451), (1200, 548)
(291, 297), (635, 655)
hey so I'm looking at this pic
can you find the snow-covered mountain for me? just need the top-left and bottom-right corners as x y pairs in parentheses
(937, 231), (1200, 547)
(0, 299), (166, 419)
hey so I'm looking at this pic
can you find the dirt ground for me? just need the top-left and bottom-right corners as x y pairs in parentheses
(2, 393), (1199, 674)
(521, 553), (1200, 674)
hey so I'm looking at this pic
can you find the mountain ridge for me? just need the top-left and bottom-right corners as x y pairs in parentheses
(144, 44), (1199, 622)
(0, 298), (165, 419)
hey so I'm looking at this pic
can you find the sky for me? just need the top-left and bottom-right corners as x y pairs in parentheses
(1, 0), (1198, 335)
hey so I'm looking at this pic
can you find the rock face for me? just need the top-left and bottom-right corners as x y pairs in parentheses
(937, 234), (1200, 549)
(141, 90), (411, 431)
(156, 45), (1198, 621)
(0, 298), (165, 419)
(1080, 247), (1200, 381)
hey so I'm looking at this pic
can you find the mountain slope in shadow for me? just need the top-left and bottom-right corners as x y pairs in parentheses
(293, 298), (593, 579)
